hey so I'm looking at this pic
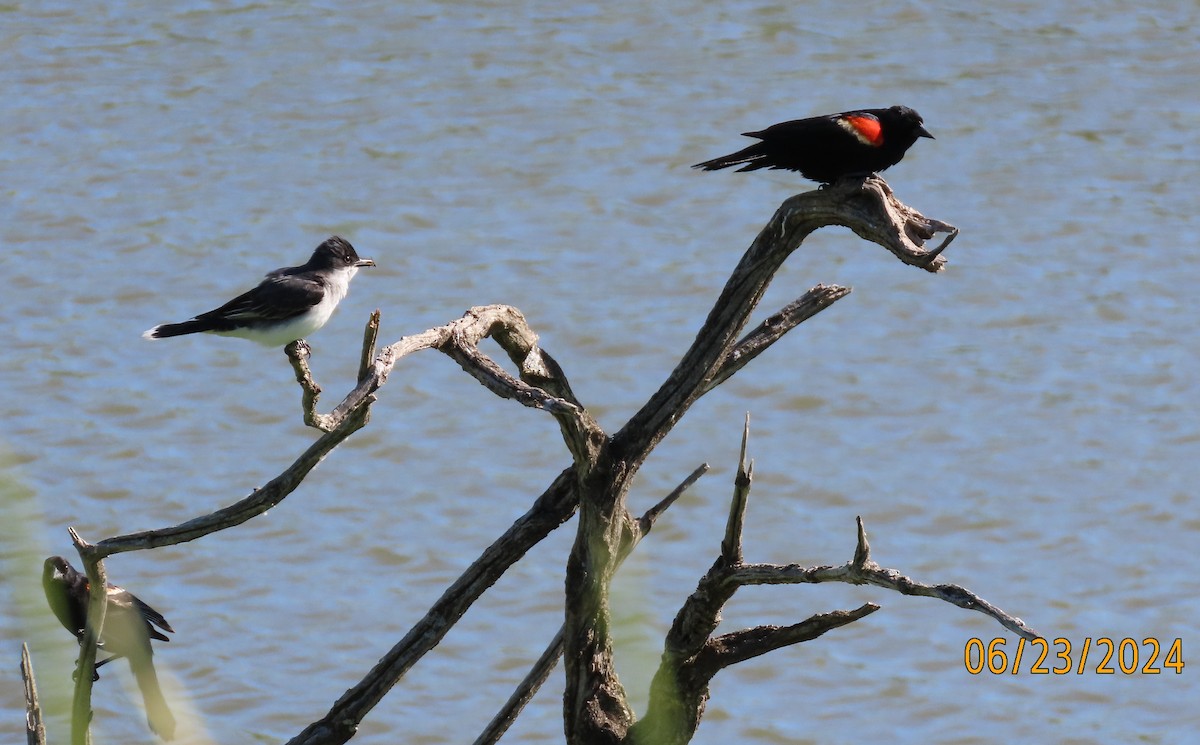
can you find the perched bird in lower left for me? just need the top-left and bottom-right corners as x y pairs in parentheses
(43, 556), (177, 740)
(143, 235), (375, 347)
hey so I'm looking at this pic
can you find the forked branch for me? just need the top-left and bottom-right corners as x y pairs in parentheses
(37, 179), (990, 745)
(630, 423), (1034, 745)
(566, 179), (959, 744)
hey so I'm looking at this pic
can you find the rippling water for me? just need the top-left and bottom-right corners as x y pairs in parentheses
(3, 1), (1198, 743)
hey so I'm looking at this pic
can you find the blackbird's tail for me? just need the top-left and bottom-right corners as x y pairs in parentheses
(692, 142), (769, 172)
(132, 658), (176, 740)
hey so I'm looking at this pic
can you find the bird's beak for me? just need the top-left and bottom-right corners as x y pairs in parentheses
(917, 125), (934, 140)
(356, 258), (376, 268)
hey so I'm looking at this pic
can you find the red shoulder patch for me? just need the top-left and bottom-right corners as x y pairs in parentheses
(838, 114), (884, 146)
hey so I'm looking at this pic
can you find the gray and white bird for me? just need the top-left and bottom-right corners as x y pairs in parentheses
(143, 236), (374, 346)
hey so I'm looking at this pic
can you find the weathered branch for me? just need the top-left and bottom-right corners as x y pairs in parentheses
(620, 177), (952, 455)
(80, 401), (372, 558)
(473, 626), (565, 745)
(21, 643), (47, 745)
(472, 464), (710, 745)
(730, 516), (1040, 640)
(287, 469), (582, 745)
(631, 419), (1031, 745)
(635, 464), (710, 540)
(695, 605), (880, 677)
(704, 284), (852, 393)
(821, 177), (957, 271)
(566, 180), (957, 744)
(357, 310), (381, 383)
(291, 305), (603, 468)
(36, 178), (986, 745)
(287, 340), (332, 431)
(719, 416), (752, 565)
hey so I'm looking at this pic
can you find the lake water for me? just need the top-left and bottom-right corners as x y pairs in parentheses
(3, 1), (1198, 743)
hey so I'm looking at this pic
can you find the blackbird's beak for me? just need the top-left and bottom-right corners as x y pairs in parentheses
(916, 125), (934, 140)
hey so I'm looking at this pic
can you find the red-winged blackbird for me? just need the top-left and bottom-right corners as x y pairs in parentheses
(43, 556), (176, 740)
(693, 105), (933, 184)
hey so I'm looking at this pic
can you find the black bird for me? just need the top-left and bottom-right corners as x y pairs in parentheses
(143, 235), (375, 347)
(43, 556), (176, 740)
(693, 105), (933, 184)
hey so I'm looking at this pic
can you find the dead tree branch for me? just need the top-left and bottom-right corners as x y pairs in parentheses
(730, 515), (1039, 640)
(630, 419), (1030, 745)
(472, 464), (711, 745)
(286, 469), (579, 745)
(563, 179), (956, 744)
(21, 643), (47, 745)
(36, 179), (1007, 745)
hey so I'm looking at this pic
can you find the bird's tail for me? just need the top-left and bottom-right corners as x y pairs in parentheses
(142, 320), (212, 340)
(132, 659), (176, 740)
(692, 142), (769, 172)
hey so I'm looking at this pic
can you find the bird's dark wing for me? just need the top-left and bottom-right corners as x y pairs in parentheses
(130, 594), (174, 639)
(195, 274), (326, 325)
(747, 113), (849, 143)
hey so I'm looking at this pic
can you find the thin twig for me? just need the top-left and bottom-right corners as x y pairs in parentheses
(286, 340), (333, 431)
(288, 469), (581, 745)
(720, 415), (752, 565)
(85, 402), (372, 557)
(636, 463), (710, 538)
(697, 604), (880, 674)
(21, 643), (47, 745)
(728, 517), (1040, 640)
(358, 310), (381, 383)
(472, 627), (564, 745)
(704, 285), (852, 393)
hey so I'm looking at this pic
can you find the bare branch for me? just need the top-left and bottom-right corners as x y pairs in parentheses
(288, 469), (582, 745)
(473, 626), (565, 745)
(820, 177), (957, 272)
(435, 306), (602, 467)
(617, 177), (954, 460)
(728, 517), (1041, 640)
(704, 284), (852, 393)
(636, 463), (710, 539)
(21, 643), (47, 745)
(291, 305), (601, 466)
(719, 415), (752, 565)
(86, 402), (372, 558)
(358, 310), (381, 384)
(853, 514), (870, 569)
(633, 418), (1035, 745)
(695, 604), (880, 676)
(480, 465), (709, 745)
(730, 561), (1039, 639)
(566, 182), (959, 744)
(286, 340), (333, 431)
